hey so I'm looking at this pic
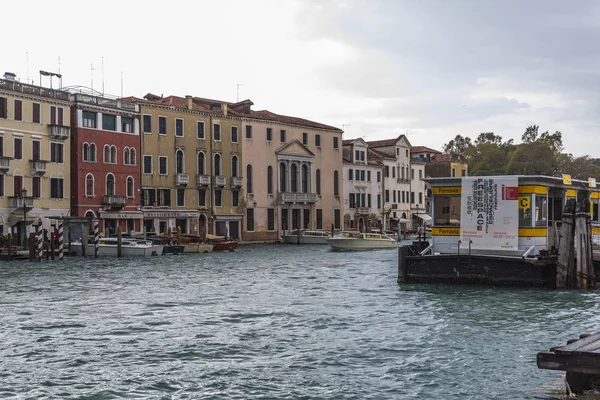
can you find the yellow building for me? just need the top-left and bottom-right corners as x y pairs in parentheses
(123, 94), (243, 238)
(0, 72), (71, 244)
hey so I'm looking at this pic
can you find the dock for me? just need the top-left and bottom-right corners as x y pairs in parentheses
(537, 332), (600, 394)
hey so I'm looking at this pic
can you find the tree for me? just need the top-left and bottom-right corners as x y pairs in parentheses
(521, 125), (539, 143)
(443, 134), (472, 154)
(506, 141), (558, 175)
(466, 142), (510, 175)
(474, 132), (503, 146)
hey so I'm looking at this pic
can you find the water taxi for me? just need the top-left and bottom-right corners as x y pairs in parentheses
(70, 237), (164, 257)
(283, 230), (332, 244)
(326, 232), (396, 250)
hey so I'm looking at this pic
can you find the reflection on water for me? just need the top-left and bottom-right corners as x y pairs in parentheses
(1, 244), (599, 399)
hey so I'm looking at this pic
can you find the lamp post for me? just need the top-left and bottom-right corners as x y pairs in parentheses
(22, 188), (28, 250)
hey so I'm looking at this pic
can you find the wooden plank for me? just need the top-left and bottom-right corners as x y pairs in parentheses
(573, 340), (600, 353)
(537, 351), (600, 374)
(555, 332), (600, 353)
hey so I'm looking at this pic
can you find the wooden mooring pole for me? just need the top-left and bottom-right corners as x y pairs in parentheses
(556, 198), (576, 288)
(575, 190), (595, 289)
(117, 226), (122, 258)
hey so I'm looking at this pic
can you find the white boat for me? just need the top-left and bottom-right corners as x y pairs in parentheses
(326, 231), (397, 250)
(283, 230), (332, 244)
(70, 237), (164, 256)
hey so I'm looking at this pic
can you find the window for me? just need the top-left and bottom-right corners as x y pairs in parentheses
(106, 174), (115, 196)
(452, 168), (456, 177)
(32, 140), (40, 161)
(411, 192), (415, 203)
(176, 150), (184, 174)
(333, 137), (339, 149)
(267, 208), (275, 231)
(197, 121), (205, 139)
(393, 191), (396, 203)
(392, 167), (396, 178)
(247, 208), (255, 231)
(349, 193), (355, 208)
(142, 188), (156, 206)
(82, 111), (97, 128)
(266, 128), (272, 141)
(214, 154), (221, 176)
(402, 191), (405, 203)
(231, 155), (239, 177)
(384, 166), (389, 177)
(158, 189), (171, 206)
(85, 174), (94, 197)
(303, 209), (310, 229)
(32, 176), (41, 198)
(397, 148), (400, 156)
(377, 171), (381, 182)
(406, 149), (409, 157)
(129, 148), (136, 165)
(302, 164), (309, 193)
(14, 137), (22, 159)
(334, 209), (341, 230)
(462, 168), (467, 177)
(103, 145), (110, 163)
(214, 124), (221, 141)
(177, 188), (185, 206)
(50, 177), (64, 199)
(419, 169), (423, 180)
(13, 175), (22, 196)
(280, 129), (286, 142)
(349, 169), (353, 180)
(111, 146), (117, 164)
(197, 152), (205, 174)
(267, 165), (273, 194)
(377, 194), (381, 209)
(355, 150), (360, 161)
(159, 156), (168, 175)
(315, 134), (321, 147)
(232, 190), (239, 207)
(159, 116), (167, 135)
(102, 114), (116, 131)
(0, 174), (5, 196)
(316, 209), (323, 230)
(143, 155), (152, 174)
(368, 194), (372, 208)
(367, 171), (371, 181)
(361, 170), (365, 181)
(14, 100), (22, 121)
(32, 103), (40, 123)
(411, 169), (415, 179)
(279, 163), (287, 192)
(0, 136), (3, 156)
(124, 148), (130, 165)
(198, 189), (206, 207)
(303, 132), (308, 145)
(316, 169), (321, 195)
(246, 125), (252, 139)
(89, 144), (96, 162)
(290, 164), (298, 193)
(143, 115), (152, 133)
(434, 195), (461, 226)
(175, 119), (184, 137)
(50, 142), (64, 163)
(215, 189), (222, 207)
(247, 164), (253, 193)
(333, 171), (339, 196)
(0, 97), (6, 118)
(122, 117), (134, 133)
(419, 192), (423, 204)
(385, 190), (389, 202)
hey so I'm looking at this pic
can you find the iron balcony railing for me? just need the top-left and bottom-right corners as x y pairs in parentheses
(0, 156), (10, 170)
(278, 192), (318, 203)
(214, 176), (226, 187)
(102, 195), (126, 209)
(10, 196), (34, 209)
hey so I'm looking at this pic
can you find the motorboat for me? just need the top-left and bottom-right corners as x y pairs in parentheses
(326, 231), (397, 251)
(70, 237), (164, 256)
(135, 235), (185, 255)
(158, 233), (214, 254)
(282, 230), (332, 244)
(206, 234), (238, 251)
(182, 242), (214, 254)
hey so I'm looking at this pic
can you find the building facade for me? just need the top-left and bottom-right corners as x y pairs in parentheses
(70, 91), (141, 235)
(0, 73), (71, 244)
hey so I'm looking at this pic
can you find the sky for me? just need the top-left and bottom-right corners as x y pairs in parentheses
(4, 0), (600, 156)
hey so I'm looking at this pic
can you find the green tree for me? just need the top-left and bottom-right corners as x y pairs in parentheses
(443, 134), (472, 154)
(506, 141), (558, 175)
(474, 132), (503, 146)
(466, 142), (510, 175)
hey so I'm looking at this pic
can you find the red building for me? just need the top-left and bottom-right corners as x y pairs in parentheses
(70, 91), (141, 235)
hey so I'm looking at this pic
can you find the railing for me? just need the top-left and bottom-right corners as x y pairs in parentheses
(10, 196), (33, 209)
(0, 156), (9, 169)
(70, 93), (138, 111)
(196, 174), (211, 186)
(356, 207), (370, 215)
(215, 176), (226, 186)
(30, 160), (47, 174)
(278, 192), (318, 203)
(231, 177), (243, 188)
(48, 124), (70, 139)
(176, 173), (189, 186)
(0, 79), (70, 101)
(102, 195), (126, 209)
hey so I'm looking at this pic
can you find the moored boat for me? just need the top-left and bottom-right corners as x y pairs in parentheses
(282, 230), (332, 244)
(70, 237), (164, 256)
(206, 234), (238, 251)
(326, 232), (396, 251)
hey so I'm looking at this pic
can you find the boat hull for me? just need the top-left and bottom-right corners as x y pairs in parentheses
(211, 241), (238, 251)
(183, 243), (214, 253)
(282, 235), (329, 244)
(326, 238), (397, 250)
(70, 243), (164, 256)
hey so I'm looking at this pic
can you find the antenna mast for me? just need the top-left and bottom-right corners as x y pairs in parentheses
(91, 63), (94, 92)
(237, 83), (243, 102)
(101, 57), (105, 96)
(121, 71), (123, 98)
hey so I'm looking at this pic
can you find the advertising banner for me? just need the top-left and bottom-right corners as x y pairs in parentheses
(460, 177), (519, 250)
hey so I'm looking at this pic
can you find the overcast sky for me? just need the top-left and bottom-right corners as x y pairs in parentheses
(4, 0), (599, 155)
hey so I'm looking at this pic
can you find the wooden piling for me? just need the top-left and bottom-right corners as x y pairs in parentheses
(50, 232), (55, 260)
(58, 221), (64, 260)
(556, 198), (576, 289)
(575, 190), (594, 289)
(117, 226), (122, 258)
(28, 233), (35, 260)
(93, 219), (99, 258)
(397, 245), (408, 283)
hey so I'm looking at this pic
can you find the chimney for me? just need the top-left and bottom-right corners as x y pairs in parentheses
(222, 103), (228, 116)
(3, 72), (16, 81)
(185, 95), (193, 110)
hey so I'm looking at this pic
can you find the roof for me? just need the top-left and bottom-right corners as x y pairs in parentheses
(431, 154), (451, 163)
(411, 146), (442, 154)
(425, 175), (598, 191)
(366, 134), (411, 148)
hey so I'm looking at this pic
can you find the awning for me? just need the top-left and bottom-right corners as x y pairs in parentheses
(7, 213), (40, 226)
(415, 214), (432, 225)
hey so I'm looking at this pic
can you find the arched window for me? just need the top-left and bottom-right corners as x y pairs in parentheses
(124, 147), (130, 165)
(333, 170), (339, 196)
(214, 153), (221, 176)
(129, 148), (136, 165)
(176, 149), (184, 174)
(197, 151), (205, 175)
(231, 155), (238, 178)
(316, 169), (321, 195)
(85, 173), (94, 196)
(111, 145), (117, 164)
(103, 145), (110, 163)
(82, 143), (89, 162)
(106, 173), (115, 196)
(267, 165), (273, 194)
(246, 164), (253, 194)
(126, 176), (134, 198)
(290, 163), (298, 193)
(302, 164), (309, 193)
(84, 210), (96, 218)
(279, 163), (287, 192)
(90, 143), (96, 162)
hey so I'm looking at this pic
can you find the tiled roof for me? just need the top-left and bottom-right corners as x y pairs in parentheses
(411, 146), (442, 154)
(342, 139), (355, 146)
(366, 138), (398, 148)
(242, 109), (341, 131)
(431, 153), (451, 163)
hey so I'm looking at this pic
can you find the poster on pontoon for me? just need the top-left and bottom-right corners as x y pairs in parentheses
(460, 176), (519, 250)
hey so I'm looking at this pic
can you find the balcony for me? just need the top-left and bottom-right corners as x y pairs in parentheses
(0, 78), (69, 101)
(391, 204), (398, 209)
(215, 176), (226, 187)
(176, 173), (189, 186)
(356, 207), (370, 215)
(231, 176), (243, 189)
(102, 195), (126, 210)
(196, 174), (211, 186)
(0, 156), (9, 171)
(30, 160), (47, 175)
(48, 124), (71, 140)
(278, 192), (318, 204)
(10, 196), (33, 210)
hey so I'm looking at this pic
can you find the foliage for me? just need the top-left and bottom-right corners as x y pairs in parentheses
(443, 134), (472, 154)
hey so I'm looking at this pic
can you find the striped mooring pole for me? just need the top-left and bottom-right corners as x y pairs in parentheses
(35, 223), (42, 261)
(58, 221), (64, 260)
(93, 219), (99, 258)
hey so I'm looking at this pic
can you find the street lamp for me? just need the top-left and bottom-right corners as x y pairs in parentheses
(21, 188), (28, 250)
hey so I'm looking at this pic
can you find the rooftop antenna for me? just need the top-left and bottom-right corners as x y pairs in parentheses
(237, 83), (243, 102)
(342, 124), (350, 132)
(91, 63), (94, 92)
(26, 52), (29, 83)
(101, 56), (105, 96)
(120, 71), (123, 98)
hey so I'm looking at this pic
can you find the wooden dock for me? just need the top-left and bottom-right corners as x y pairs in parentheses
(537, 332), (600, 394)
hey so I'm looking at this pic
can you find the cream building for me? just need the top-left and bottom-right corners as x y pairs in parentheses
(0, 72), (71, 244)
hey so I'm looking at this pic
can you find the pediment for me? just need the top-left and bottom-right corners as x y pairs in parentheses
(276, 139), (315, 157)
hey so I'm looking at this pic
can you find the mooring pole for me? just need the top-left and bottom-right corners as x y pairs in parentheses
(35, 223), (42, 261)
(58, 221), (64, 260)
(557, 198), (576, 288)
(93, 219), (99, 258)
(397, 245), (408, 284)
(117, 226), (122, 258)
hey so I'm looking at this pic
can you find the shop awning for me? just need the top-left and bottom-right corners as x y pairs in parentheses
(415, 214), (432, 225)
(7, 213), (40, 226)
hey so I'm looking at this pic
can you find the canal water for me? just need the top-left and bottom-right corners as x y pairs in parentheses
(1, 245), (599, 399)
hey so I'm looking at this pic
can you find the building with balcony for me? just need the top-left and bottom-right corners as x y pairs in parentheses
(121, 94), (243, 239)
(342, 138), (382, 232)
(238, 100), (343, 241)
(0, 72), (71, 244)
(69, 89), (141, 235)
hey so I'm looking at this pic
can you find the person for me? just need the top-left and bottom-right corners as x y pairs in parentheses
(417, 225), (425, 241)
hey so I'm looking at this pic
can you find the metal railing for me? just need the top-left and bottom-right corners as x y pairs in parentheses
(0, 156), (9, 169)
(10, 196), (33, 209)
(176, 173), (189, 186)
(102, 195), (126, 208)
(30, 160), (47, 174)
(278, 192), (318, 203)
(214, 176), (227, 186)
(0, 79), (70, 101)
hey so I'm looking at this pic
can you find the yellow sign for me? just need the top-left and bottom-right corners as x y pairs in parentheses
(432, 227), (460, 236)
(432, 187), (461, 195)
(563, 174), (572, 185)
(518, 195), (530, 209)
(566, 189), (577, 197)
(590, 178), (597, 188)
